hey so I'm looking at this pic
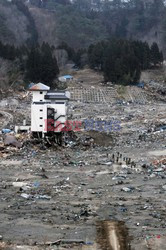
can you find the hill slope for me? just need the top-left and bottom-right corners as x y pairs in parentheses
(0, 0), (165, 51)
(0, 0), (37, 46)
(28, 0), (165, 51)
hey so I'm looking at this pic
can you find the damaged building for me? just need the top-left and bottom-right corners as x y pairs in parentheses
(29, 83), (70, 137)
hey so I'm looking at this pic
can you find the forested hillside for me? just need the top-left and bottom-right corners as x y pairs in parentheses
(0, 0), (166, 87)
(0, 0), (166, 51)
(28, 0), (166, 51)
(0, 0), (38, 46)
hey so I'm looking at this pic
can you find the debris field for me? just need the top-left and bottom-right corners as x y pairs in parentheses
(0, 70), (166, 249)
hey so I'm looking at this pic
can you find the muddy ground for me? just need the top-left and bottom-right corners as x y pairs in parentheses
(0, 69), (166, 249)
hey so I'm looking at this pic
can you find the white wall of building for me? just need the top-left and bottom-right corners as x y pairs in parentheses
(32, 91), (47, 102)
(31, 104), (46, 132)
(31, 90), (69, 134)
(31, 102), (68, 133)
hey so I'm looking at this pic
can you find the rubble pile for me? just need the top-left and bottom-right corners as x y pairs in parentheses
(0, 82), (166, 249)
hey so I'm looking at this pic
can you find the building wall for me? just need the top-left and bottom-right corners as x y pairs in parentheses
(58, 77), (67, 83)
(54, 103), (67, 123)
(31, 104), (46, 132)
(32, 91), (47, 102)
(45, 103), (67, 133)
(31, 102), (68, 133)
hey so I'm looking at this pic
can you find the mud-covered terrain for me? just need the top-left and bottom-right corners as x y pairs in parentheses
(0, 69), (166, 249)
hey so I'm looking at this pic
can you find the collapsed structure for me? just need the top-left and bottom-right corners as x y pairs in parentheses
(29, 83), (70, 138)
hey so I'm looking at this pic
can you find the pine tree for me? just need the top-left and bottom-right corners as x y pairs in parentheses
(40, 42), (59, 85)
(26, 47), (42, 82)
(160, 51), (164, 64)
(150, 42), (161, 66)
(89, 38), (143, 84)
(88, 41), (106, 70)
(26, 44), (59, 86)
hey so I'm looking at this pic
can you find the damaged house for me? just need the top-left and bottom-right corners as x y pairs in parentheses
(29, 83), (70, 138)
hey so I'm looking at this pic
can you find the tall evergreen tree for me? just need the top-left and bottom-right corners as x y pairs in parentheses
(88, 38), (162, 85)
(40, 42), (59, 85)
(26, 43), (59, 86)
(150, 42), (161, 66)
(26, 47), (42, 82)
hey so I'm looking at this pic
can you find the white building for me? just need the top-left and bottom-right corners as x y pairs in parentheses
(58, 75), (73, 83)
(29, 83), (70, 137)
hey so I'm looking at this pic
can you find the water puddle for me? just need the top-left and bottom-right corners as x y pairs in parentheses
(96, 221), (131, 250)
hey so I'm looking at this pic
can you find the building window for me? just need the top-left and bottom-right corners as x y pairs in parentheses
(40, 92), (43, 94)
(40, 109), (43, 112)
(40, 117), (43, 119)
(40, 100), (42, 102)
(40, 125), (43, 127)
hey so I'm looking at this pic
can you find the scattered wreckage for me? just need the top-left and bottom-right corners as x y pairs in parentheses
(0, 78), (166, 249)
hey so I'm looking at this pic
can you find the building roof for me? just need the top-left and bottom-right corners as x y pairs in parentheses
(29, 83), (50, 91)
(137, 82), (144, 88)
(62, 75), (73, 79)
(45, 94), (69, 100)
(47, 90), (66, 94)
(28, 83), (35, 88)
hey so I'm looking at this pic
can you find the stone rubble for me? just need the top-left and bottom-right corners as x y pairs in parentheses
(0, 79), (166, 249)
